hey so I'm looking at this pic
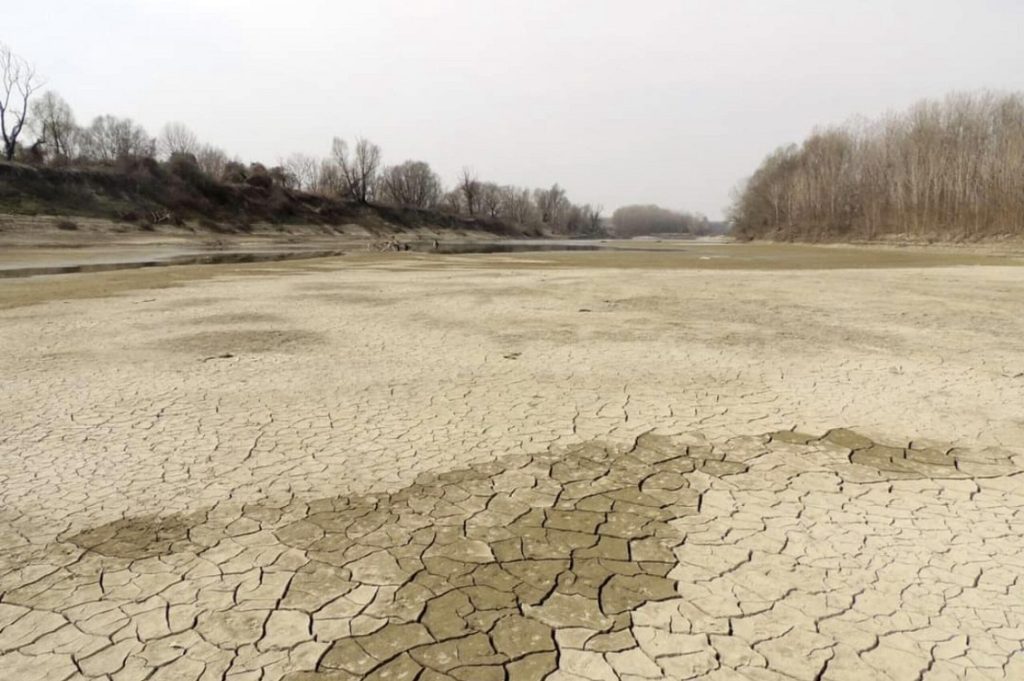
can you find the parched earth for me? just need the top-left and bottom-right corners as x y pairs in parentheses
(1, 246), (1023, 680)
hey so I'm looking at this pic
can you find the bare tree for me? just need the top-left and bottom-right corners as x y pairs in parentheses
(533, 184), (569, 227)
(458, 168), (481, 216)
(281, 153), (320, 191)
(196, 144), (229, 179)
(500, 186), (537, 224)
(28, 90), (75, 162)
(583, 204), (603, 234)
(78, 115), (155, 162)
(158, 122), (199, 159)
(564, 204), (587, 234)
(0, 43), (43, 161)
(331, 137), (381, 203)
(730, 91), (1024, 240)
(378, 160), (443, 208)
(314, 159), (344, 195)
(612, 204), (703, 237)
(440, 189), (463, 213)
(479, 182), (504, 218)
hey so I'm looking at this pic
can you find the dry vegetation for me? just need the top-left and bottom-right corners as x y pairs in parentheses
(610, 204), (712, 238)
(731, 92), (1024, 241)
(9, 40), (1024, 245)
(0, 42), (615, 238)
(0, 160), (540, 237)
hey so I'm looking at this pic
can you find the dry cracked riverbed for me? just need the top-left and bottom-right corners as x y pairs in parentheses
(1, 245), (1024, 680)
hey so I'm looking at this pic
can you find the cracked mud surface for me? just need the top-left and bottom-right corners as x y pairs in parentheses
(2, 249), (1024, 680)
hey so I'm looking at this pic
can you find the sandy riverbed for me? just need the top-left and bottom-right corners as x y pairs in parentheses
(1, 245), (1022, 680)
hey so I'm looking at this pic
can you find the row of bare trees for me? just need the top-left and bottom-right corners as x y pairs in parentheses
(440, 171), (602, 234)
(611, 205), (709, 237)
(730, 91), (1024, 240)
(9, 85), (227, 173)
(2, 42), (606, 233)
(0, 45), (191, 166)
(278, 145), (603, 233)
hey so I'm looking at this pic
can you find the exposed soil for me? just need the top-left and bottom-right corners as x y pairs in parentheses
(1, 244), (1023, 680)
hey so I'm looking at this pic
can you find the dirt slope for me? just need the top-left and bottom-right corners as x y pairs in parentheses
(0, 160), (535, 238)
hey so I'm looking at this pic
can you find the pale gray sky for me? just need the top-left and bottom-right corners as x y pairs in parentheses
(6, 0), (1024, 218)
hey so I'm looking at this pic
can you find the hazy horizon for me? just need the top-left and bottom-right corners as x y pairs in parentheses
(7, 0), (1024, 219)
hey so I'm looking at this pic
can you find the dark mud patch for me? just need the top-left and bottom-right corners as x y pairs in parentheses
(67, 512), (207, 559)
(36, 426), (1022, 680)
(270, 433), (748, 680)
(769, 428), (1021, 479)
(158, 328), (325, 354)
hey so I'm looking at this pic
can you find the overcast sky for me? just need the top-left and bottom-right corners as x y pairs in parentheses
(6, 0), (1024, 218)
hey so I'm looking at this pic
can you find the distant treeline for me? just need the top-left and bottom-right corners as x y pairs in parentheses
(1, 43), (608, 235)
(611, 204), (711, 238)
(730, 91), (1024, 241)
